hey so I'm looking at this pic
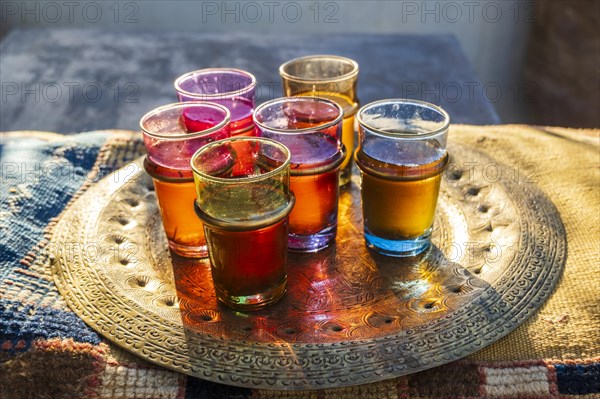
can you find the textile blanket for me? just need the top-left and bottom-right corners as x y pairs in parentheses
(1, 125), (598, 399)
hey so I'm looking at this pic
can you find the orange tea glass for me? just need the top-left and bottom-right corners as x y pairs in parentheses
(140, 102), (230, 258)
(280, 55), (359, 187)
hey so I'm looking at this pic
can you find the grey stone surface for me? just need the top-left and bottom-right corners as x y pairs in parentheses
(0, 28), (499, 133)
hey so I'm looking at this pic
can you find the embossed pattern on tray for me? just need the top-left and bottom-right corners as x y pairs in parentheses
(50, 143), (566, 390)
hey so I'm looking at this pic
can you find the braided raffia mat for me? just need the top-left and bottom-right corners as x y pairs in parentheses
(453, 125), (599, 362)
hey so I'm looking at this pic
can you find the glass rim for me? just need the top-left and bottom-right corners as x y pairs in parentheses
(174, 68), (257, 98)
(194, 196), (295, 232)
(357, 98), (450, 139)
(190, 136), (291, 184)
(140, 102), (231, 140)
(253, 96), (344, 135)
(279, 54), (359, 83)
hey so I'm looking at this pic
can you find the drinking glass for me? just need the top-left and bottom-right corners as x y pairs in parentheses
(140, 102), (230, 258)
(254, 97), (344, 252)
(355, 99), (449, 257)
(279, 55), (359, 187)
(191, 137), (295, 310)
(175, 68), (256, 137)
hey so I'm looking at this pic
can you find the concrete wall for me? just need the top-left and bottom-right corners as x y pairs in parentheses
(1, 0), (537, 123)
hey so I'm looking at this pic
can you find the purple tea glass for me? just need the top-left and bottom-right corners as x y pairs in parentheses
(254, 97), (345, 252)
(175, 68), (256, 137)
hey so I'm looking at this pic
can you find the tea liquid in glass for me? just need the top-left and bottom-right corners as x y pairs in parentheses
(153, 179), (206, 256)
(356, 138), (447, 239)
(200, 185), (291, 309)
(205, 218), (288, 307)
(271, 132), (340, 245)
(288, 169), (338, 235)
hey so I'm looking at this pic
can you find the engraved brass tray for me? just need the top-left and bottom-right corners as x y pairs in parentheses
(50, 143), (566, 390)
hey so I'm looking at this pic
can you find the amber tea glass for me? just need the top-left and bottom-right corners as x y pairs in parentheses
(279, 55), (359, 187)
(191, 137), (295, 310)
(355, 99), (449, 257)
(254, 97), (344, 252)
(175, 68), (256, 137)
(140, 102), (231, 258)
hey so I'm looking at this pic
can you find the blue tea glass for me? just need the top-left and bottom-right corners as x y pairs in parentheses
(355, 99), (449, 256)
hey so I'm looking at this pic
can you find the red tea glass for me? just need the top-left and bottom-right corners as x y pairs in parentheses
(254, 97), (345, 252)
(191, 137), (295, 310)
(175, 68), (256, 137)
(140, 102), (231, 258)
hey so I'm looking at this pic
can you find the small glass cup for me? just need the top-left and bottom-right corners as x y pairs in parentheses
(191, 137), (295, 310)
(279, 55), (359, 187)
(254, 97), (345, 252)
(355, 99), (449, 257)
(175, 68), (256, 137)
(140, 102), (231, 258)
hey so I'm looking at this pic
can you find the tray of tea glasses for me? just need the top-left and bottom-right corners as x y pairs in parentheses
(50, 142), (566, 390)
